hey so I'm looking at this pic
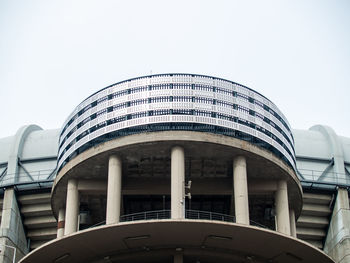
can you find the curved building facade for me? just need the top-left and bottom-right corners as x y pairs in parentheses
(57, 74), (295, 172)
(1, 74), (350, 262)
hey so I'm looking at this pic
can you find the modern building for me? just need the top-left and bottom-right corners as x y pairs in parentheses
(0, 74), (349, 263)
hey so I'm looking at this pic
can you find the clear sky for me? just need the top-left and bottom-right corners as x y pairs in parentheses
(0, 0), (349, 139)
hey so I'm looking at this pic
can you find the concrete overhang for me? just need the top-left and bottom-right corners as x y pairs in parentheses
(52, 131), (302, 218)
(19, 220), (333, 263)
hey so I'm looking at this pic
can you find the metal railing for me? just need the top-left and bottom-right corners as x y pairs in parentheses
(119, 209), (236, 223)
(89, 210), (274, 231)
(185, 209), (235, 222)
(298, 168), (350, 190)
(120, 210), (170, 222)
(0, 168), (56, 189)
(298, 168), (350, 182)
(250, 219), (269, 229)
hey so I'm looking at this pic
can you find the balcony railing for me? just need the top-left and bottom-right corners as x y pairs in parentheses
(120, 210), (170, 222)
(119, 209), (235, 223)
(89, 210), (272, 230)
(185, 209), (235, 222)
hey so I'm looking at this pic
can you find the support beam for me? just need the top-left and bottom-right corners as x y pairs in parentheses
(171, 146), (185, 219)
(106, 155), (122, 225)
(233, 156), (249, 225)
(78, 180), (107, 193)
(275, 180), (290, 235)
(57, 208), (65, 238)
(64, 179), (79, 235)
(289, 209), (296, 238)
(17, 159), (34, 181)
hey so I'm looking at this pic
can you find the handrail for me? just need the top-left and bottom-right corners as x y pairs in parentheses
(88, 210), (273, 230)
(185, 209), (235, 222)
(119, 209), (236, 223)
(120, 210), (170, 222)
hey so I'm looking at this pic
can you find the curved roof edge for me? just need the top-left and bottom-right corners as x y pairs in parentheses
(7, 125), (43, 176)
(293, 125), (350, 187)
(0, 125), (60, 188)
(310, 125), (346, 175)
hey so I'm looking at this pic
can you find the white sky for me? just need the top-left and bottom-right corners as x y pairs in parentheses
(0, 0), (349, 139)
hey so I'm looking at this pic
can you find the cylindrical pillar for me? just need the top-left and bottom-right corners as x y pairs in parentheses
(106, 155), (122, 224)
(275, 180), (291, 235)
(289, 208), (297, 238)
(174, 254), (183, 263)
(64, 179), (79, 235)
(57, 208), (65, 238)
(171, 146), (185, 219)
(233, 156), (250, 225)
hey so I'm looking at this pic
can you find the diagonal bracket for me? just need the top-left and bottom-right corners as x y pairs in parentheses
(317, 157), (334, 182)
(17, 159), (35, 181)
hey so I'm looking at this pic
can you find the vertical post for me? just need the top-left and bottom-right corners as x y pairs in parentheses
(174, 254), (183, 263)
(12, 246), (16, 263)
(106, 155), (122, 224)
(233, 156), (250, 225)
(171, 146), (185, 219)
(64, 179), (79, 235)
(289, 208), (297, 238)
(57, 208), (65, 238)
(275, 180), (291, 235)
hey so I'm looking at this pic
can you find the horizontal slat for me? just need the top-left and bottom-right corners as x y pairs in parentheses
(297, 227), (326, 240)
(17, 193), (51, 205)
(27, 227), (57, 241)
(301, 204), (332, 217)
(303, 193), (332, 205)
(24, 215), (57, 229)
(21, 203), (53, 217)
(297, 215), (329, 228)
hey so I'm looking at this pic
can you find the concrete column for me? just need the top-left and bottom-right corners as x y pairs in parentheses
(57, 208), (65, 238)
(233, 156), (249, 225)
(0, 188), (28, 262)
(174, 254), (183, 263)
(171, 146), (185, 219)
(275, 180), (290, 235)
(64, 179), (79, 235)
(324, 188), (350, 262)
(289, 209), (297, 238)
(106, 155), (122, 224)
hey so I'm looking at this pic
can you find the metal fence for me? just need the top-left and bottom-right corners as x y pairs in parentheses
(89, 210), (275, 231)
(119, 209), (235, 223)
(120, 210), (171, 222)
(298, 168), (350, 184)
(185, 209), (235, 222)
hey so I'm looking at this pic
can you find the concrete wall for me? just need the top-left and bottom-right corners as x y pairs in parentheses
(0, 189), (28, 263)
(324, 188), (350, 263)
